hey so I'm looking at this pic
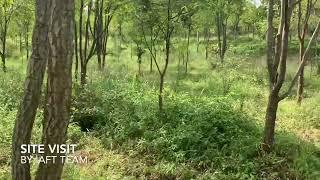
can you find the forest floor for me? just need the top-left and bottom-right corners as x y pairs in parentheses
(0, 38), (319, 179)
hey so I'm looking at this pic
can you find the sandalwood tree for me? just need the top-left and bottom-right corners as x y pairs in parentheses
(263, 0), (320, 152)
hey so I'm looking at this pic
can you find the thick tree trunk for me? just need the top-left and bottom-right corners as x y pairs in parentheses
(262, 92), (279, 152)
(35, 0), (74, 179)
(11, 0), (50, 179)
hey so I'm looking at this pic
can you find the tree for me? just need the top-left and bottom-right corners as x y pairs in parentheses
(205, 0), (232, 63)
(12, 0), (74, 179)
(180, 1), (198, 74)
(230, 0), (245, 40)
(12, 0), (51, 178)
(35, 0), (74, 177)
(241, 1), (261, 38)
(137, 0), (187, 112)
(14, 0), (34, 62)
(263, 0), (320, 152)
(0, 0), (19, 72)
(296, 0), (317, 104)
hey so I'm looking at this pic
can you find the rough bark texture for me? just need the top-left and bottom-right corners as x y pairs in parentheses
(35, 0), (74, 179)
(263, 93), (279, 152)
(11, 0), (50, 179)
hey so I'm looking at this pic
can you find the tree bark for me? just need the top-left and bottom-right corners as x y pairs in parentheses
(262, 92), (279, 152)
(74, 18), (79, 80)
(1, 20), (7, 72)
(185, 25), (191, 74)
(262, 0), (291, 153)
(11, 0), (50, 179)
(297, 41), (305, 104)
(35, 0), (74, 179)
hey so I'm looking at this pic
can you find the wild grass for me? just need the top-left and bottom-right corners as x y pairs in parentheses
(0, 37), (319, 179)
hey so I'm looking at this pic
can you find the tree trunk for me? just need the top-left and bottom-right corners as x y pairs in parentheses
(19, 33), (22, 53)
(297, 41), (305, 104)
(11, 0), (50, 178)
(26, 25), (29, 61)
(74, 19), (79, 80)
(262, 92), (279, 152)
(102, 30), (109, 70)
(80, 65), (87, 85)
(159, 74), (164, 112)
(185, 25), (191, 74)
(197, 31), (200, 53)
(35, 0), (74, 179)
(205, 28), (210, 60)
(1, 21), (7, 72)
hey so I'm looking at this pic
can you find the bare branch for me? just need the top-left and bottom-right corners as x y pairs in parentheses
(279, 20), (320, 100)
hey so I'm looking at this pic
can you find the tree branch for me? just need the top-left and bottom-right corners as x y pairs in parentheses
(279, 20), (320, 100)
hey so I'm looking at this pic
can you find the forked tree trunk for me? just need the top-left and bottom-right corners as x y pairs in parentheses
(35, 0), (74, 179)
(11, 0), (50, 179)
(262, 0), (290, 152)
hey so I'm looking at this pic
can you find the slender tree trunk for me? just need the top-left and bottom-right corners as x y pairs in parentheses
(74, 19), (79, 80)
(216, 13), (222, 61)
(35, 0), (74, 178)
(317, 63), (320, 74)
(159, 74), (164, 112)
(197, 31), (200, 53)
(185, 25), (191, 74)
(1, 21), (7, 72)
(138, 57), (142, 75)
(19, 33), (22, 53)
(297, 41), (305, 104)
(80, 64), (87, 85)
(150, 45), (153, 72)
(158, 0), (172, 112)
(26, 25), (29, 61)
(102, 29), (109, 70)
(11, 0), (50, 178)
(205, 28), (210, 60)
